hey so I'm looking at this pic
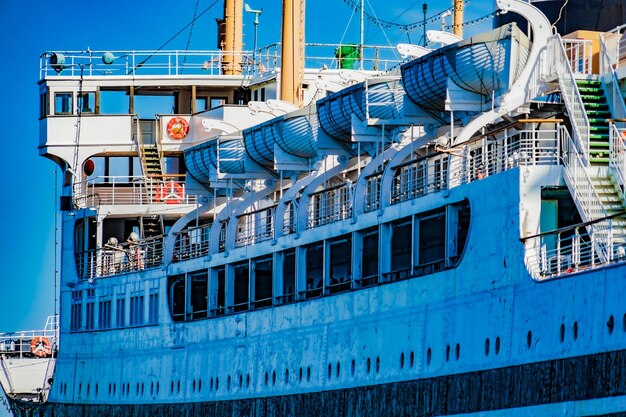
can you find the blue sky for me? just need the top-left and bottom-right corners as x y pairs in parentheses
(0, 0), (494, 332)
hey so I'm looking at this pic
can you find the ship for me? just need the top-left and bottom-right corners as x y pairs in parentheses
(5, 0), (626, 415)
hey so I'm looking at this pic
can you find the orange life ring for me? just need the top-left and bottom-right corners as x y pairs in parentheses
(155, 181), (184, 204)
(30, 336), (52, 358)
(166, 117), (189, 140)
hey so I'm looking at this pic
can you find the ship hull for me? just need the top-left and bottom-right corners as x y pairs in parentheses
(10, 348), (626, 416)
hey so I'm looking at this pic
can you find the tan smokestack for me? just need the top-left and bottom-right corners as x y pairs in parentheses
(453, 0), (463, 38)
(222, 0), (244, 75)
(280, 0), (304, 107)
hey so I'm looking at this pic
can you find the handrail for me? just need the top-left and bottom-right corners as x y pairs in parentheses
(522, 210), (626, 241)
(600, 35), (626, 121)
(609, 123), (626, 200)
(548, 35), (591, 162)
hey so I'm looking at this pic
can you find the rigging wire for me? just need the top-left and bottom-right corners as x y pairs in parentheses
(181, 0), (202, 73)
(338, 0), (359, 47)
(364, 0), (397, 54)
(129, 0), (221, 74)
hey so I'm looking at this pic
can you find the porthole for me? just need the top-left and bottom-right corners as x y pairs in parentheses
(495, 337), (501, 355)
(560, 323), (566, 342)
(156, 382), (159, 395)
(192, 379), (196, 392)
(87, 384), (90, 396)
(485, 338), (490, 356)
(150, 382), (154, 396)
(375, 356), (380, 373)
(272, 371), (276, 386)
(400, 352), (405, 369)
(264, 372), (268, 386)
(299, 367), (303, 382)
(366, 358), (371, 374)
(95, 384), (98, 397)
(198, 379), (202, 392)
(227, 376), (231, 390)
(573, 322), (578, 340)
(351, 359), (356, 376)
(245, 374), (250, 388)
(455, 344), (460, 360)
(306, 367), (311, 382)
(336, 362), (340, 378)
(239, 374), (242, 389)
(527, 330), (532, 349)
(409, 351), (414, 367)
(215, 377), (219, 391)
(210, 377), (214, 391)
(171, 381), (174, 394)
(426, 348), (432, 365)
(445, 345), (451, 362)
(177, 380), (180, 394)
(285, 369), (289, 384)
(608, 315), (615, 335)
(328, 363), (332, 379)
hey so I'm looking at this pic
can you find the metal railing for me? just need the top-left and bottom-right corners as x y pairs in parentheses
(364, 173), (382, 213)
(562, 39), (594, 75)
(173, 224), (212, 262)
(525, 217), (619, 280)
(548, 35), (591, 161)
(562, 128), (609, 222)
(391, 157), (448, 205)
(307, 183), (353, 228)
(600, 35), (626, 120)
(609, 123), (626, 199)
(236, 206), (275, 247)
(0, 316), (59, 359)
(75, 176), (196, 207)
(75, 236), (164, 280)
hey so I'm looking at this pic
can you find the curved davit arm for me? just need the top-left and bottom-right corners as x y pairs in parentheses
(454, 0), (552, 146)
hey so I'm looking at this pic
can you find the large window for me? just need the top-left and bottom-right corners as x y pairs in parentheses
(148, 291), (159, 324)
(129, 294), (145, 326)
(189, 271), (208, 319)
(253, 257), (273, 308)
(78, 92), (95, 114)
(98, 299), (112, 329)
(116, 297), (125, 327)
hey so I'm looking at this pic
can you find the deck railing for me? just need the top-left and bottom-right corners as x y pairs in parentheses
(75, 236), (164, 280)
(236, 206), (275, 247)
(0, 316), (59, 359)
(525, 216), (619, 280)
(562, 38), (594, 75)
(307, 183), (353, 228)
(173, 224), (212, 262)
(74, 176), (196, 207)
(609, 123), (626, 200)
(390, 157), (448, 205)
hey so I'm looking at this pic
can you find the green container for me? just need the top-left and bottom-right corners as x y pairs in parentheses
(335, 45), (360, 69)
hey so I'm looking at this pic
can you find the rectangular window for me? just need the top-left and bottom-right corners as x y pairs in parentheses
(418, 211), (446, 265)
(210, 97), (227, 109)
(70, 290), (83, 331)
(234, 263), (249, 312)
(195, 97), (207, 112)
(129, 295), (145, 326)
(54, 92), (73, 115)
(116, 297), (125, 327)
(189, 271), (208, 320)
(78, 92), (96, 113)
(148, 292), (159, 324)
(168, 275), (185, 322)
(361, 227), (379, 285)
(254, 257), (273, 308)
(391, 218), (412, 274)
(85, 301), (95, 330)
(98, 300), (111, 329)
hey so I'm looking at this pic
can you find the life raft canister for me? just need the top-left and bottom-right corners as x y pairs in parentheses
(155, 180), (184, 204)
(166, 116), (189, 140)
(30, 336), (52, 358)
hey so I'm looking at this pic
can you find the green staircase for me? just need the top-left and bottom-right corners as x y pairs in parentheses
(577, 79), (611, 165)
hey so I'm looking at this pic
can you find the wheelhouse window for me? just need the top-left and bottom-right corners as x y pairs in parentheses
(78, 92), (95, 114)
(210, 97), (227, 109)
(40, 90), (49, 118)
(54, 92), (73, 114)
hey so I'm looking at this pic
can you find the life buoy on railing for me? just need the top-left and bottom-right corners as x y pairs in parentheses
(30, 336), (52, 358)
(155, 181), (184, 204)
(166, 117), (189, 140)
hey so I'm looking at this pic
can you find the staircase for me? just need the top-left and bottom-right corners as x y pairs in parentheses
(590, 174), (626, 245)
(141, 215), (163, 238)
(141, 146), (163, 177)
(135, 119), (164, 203)
(577, 79), (611, 165)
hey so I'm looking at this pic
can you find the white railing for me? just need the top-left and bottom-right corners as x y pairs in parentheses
(600, 35), (626, 121)
(562, 128), (609, 223)
(364, 173), (382, 213)
(75, 176), (196, 207)
(391, 157), (448, 205)
(609, 123), (626, 199)
(548, 35), (590, 161)
(0, 316), (59, 359)
(173, 224), (212, 262)
(75, 236), (164, 280)
(525, 219), (619, 280)
(236, 207), (275, 247)
(307, 183), (353, 228)
(562, 39), (594, 75)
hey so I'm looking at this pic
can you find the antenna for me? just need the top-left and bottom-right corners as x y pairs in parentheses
(244, 3), (262, 63)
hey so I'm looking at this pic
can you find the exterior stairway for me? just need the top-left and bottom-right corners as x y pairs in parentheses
(590, 174), (626, 245)
(577, 79), (611, 165)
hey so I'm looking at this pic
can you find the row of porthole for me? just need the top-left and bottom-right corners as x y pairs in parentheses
(61, 316), (626, 400)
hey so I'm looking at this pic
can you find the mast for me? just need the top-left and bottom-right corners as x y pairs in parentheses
(453, 0), (463, 38)
(280, 0), (305, 107)
(221, 0), (244, 75)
